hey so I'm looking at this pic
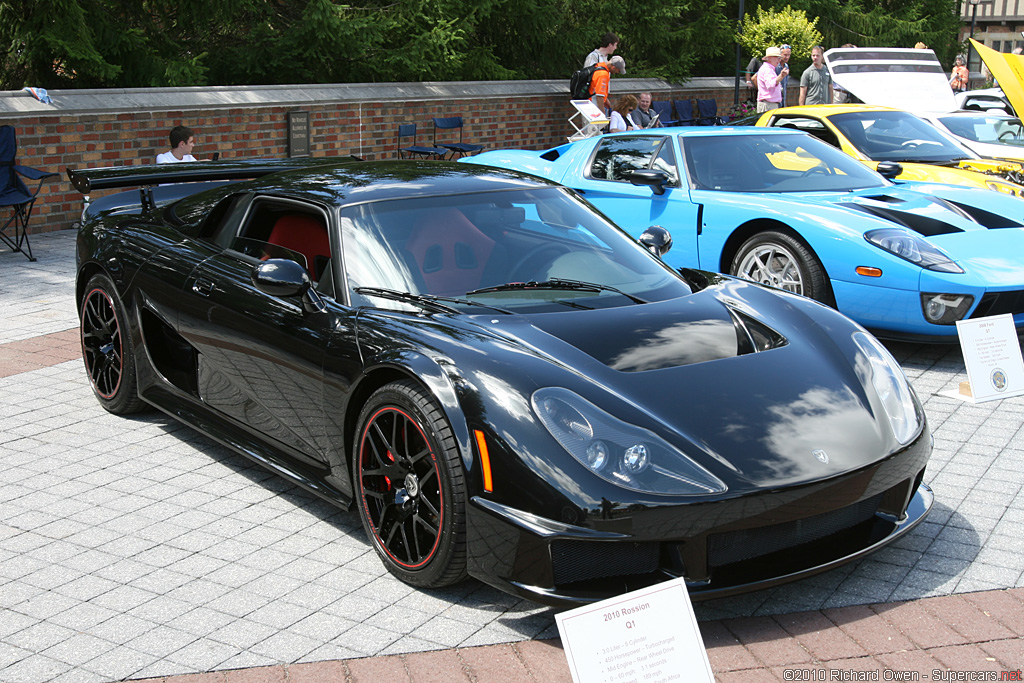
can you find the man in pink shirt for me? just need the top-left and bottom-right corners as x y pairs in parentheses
(756, 46), (789, 113)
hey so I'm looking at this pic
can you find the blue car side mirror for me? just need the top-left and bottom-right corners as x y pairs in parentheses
(629, 169), (670, 195)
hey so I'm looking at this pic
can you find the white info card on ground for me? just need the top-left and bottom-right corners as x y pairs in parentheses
(555, 577), (713, 683)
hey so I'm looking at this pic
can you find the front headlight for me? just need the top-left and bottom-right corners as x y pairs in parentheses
(531, 387), (727, 495)
(853, 332), (920, 445)
(864, 228), (963, 273)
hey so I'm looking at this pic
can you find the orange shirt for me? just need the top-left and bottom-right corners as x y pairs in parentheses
(950, 64), (969, 91)
(589, 63), (611, 107)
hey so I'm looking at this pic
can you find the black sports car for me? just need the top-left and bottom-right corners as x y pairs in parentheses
(68, 159), (933, 606)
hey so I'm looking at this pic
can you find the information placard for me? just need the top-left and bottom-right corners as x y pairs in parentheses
(555, 577), (713, 683)
(287, 111), (310, 158)
(954, 313), (1024, 403)
(570, 99), (611, 125)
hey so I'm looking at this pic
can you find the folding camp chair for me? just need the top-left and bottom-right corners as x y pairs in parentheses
(0, 125), (57, 262)
(696, 98), (727, 125)
(651, 101), (678, 126)
(432, 116), (483, 158)
(672, 100), (696, 126)
(397, 124), (448, 159)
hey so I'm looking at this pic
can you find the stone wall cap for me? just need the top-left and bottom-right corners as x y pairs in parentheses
(0, 77), (736, 117)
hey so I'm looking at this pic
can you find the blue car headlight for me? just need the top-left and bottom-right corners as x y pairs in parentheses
(853, 332), (920, 445)
(864, 228), (963, 273)
(531, 387), (727, 495)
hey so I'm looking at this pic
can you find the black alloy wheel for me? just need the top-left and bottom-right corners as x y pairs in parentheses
(80, 274), (145, 414)
(354, 380), (467, 587)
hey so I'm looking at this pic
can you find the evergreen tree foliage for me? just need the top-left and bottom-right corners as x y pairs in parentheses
(0, 0), (966, 89)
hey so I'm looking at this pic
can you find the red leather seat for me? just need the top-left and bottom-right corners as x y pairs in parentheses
(266, 215), (330, 279)
(405, 208), (495, 296)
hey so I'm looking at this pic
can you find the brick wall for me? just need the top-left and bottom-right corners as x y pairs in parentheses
(2, 79), (770, 234)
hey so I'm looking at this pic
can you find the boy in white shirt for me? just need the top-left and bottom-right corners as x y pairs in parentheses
(156, 126), (198, 164)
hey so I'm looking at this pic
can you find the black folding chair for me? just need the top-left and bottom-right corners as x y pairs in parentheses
(0, 125), (57, 262)
(397, 124), (447, 159)
(432, 116), (483, 158)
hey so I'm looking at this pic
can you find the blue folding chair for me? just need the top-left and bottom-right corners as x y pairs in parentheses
(397, 124), (448, 160)
(696, 98), (727, 125)
(651, 101), (677, 126)
(432, 116), (483, 158)
(672, 100), (696, 126)
(0, 125), (57, 262)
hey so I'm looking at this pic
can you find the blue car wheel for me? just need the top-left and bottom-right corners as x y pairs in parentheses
(731, 230), (833, 306)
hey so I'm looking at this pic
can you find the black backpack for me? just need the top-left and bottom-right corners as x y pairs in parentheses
(569, 64), (607, 100)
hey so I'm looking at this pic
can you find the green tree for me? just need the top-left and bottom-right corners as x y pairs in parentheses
(753, 0), (962, 68)
(737, 5), (823, 75)
(0, 0), (963, 89)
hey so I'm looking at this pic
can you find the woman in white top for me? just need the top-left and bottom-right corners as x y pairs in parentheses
(608, 94), (638, 133)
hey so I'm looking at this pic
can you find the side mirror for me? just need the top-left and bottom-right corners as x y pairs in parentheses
(639, 225), (673, 257)
(876, 161), (903, 180)
(629, 169), (670, 195)
(252, 259), (325, 312)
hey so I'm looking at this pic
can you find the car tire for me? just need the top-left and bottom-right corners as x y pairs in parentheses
(353, 380), (468, 588)
(731, 230), (833, 305)
(80, 273), (147, 414)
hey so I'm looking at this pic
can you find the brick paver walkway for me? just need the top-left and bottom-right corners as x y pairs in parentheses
(3, 232), (1022, 683)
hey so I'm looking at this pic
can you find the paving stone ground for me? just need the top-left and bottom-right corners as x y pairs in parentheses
(2, 231), (1022, 682)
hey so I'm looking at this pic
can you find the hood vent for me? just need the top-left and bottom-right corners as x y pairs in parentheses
(936, 199), (1024, 229)
(731, 309), (788, 354)
(859, 194), (907, 204)
(845, 203), (963, 237)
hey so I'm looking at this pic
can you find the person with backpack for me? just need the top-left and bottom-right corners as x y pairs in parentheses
(585, 32), (619, 68)
(589, 55), (626, 112)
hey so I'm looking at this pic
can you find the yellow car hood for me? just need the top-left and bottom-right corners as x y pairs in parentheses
(973, 39), (1024, 120)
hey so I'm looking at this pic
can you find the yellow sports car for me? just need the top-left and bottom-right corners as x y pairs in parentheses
(753, 104), (1024, 197)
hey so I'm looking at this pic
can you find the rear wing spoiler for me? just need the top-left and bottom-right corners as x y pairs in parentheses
(67, 157), (354, 195)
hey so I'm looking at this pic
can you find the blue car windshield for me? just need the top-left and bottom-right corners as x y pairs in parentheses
(339, 187), (690, 312)
(828, 110), (971, 162)
(683, 132), (888, 193)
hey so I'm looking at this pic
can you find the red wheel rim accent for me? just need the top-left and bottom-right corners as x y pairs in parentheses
(358, 406), (444, 569)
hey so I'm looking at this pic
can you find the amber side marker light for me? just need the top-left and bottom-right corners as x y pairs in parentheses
(856, 266), (883, 277)
(474, 429), (493, 492)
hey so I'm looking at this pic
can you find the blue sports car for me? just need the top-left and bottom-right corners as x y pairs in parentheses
(462, 127), (1024, 340)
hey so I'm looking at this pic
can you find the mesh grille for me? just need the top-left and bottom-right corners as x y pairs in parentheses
(971, 290), (1024, 319)
(551, 540), (660, 585)
(708, 492), (884, 567)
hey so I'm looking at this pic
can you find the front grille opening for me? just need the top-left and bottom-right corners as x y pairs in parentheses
(551, 540), (659, 585)
(971, 290), (1024, 318)
(708, 492), (884, 567)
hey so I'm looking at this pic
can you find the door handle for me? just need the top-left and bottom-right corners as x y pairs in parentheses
(192, 277), (215, 296)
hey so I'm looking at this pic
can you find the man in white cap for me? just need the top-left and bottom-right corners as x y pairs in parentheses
(589, 54), (626, 112)
(756, 46), (789, 113)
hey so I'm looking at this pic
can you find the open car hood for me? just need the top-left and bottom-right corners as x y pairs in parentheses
(825, 47), (958, 113)
(971, 39), (1024, 121)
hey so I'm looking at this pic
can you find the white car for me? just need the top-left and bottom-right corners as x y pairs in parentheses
(917, 110), (1024, 162)
(955, 88), (1013, 115)
(825, 44), (1024, 165)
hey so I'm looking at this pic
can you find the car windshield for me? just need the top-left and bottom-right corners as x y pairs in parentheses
(682, 132), (888, 193)
(937, 114), (1024, 147)
(339, 187), (690, 313)
(828, 110), (971, 163)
